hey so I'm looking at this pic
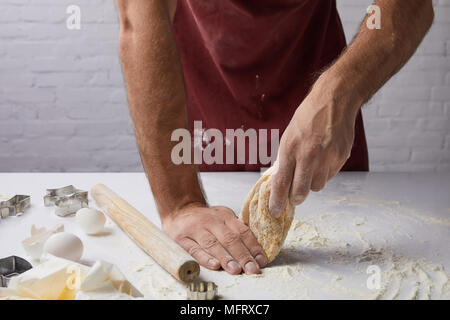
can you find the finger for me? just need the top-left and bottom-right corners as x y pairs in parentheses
(327, 157), (341, 181)
(225, 217), (268, 267)
(310, 161), (329, 192)
(178, 237), (220, 270)
(208, 223), (260, 274)
(213, 207), (268, 266)
(328, 166), (340, 182)
(289, 161), (313, 206)
(269, 155), (295, 218)
(325, 166), (332, 182)
(328, 155), (347, 181)
(196, 231), (242, 274)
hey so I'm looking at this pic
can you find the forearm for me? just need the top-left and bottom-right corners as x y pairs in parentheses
(316, 0), (434, 112)
(270, 1), (434, 215)
(116, 0), (205, 220)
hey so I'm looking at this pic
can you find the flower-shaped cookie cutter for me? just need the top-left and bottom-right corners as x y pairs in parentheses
(187, 281), (217, 300)
(44, 185), (88, 217)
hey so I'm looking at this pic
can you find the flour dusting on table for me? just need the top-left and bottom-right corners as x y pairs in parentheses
(108, 193), (449, 300)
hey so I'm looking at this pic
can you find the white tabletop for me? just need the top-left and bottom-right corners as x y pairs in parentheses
(1, 172), (449, 300)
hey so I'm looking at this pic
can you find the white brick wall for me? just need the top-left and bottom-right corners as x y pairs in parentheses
(0, 0), (449, 172)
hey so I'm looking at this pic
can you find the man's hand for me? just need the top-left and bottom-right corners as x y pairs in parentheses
(269, 0), (434, 217)
(269, 75), (359, 217)
(162, 204), (267, 274)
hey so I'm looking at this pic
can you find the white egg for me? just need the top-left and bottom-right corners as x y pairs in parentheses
(76, 208), (106, 235)
(43, 232), (83, 261)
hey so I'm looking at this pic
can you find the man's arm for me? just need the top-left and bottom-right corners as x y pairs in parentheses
(333, 0), (434, 105)
(116, 0), (266, 274)
(116, 0), (202, 219)
(269, 0), (434, 216)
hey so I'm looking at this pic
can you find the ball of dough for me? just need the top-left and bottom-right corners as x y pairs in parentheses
(241, 168), (295, 263)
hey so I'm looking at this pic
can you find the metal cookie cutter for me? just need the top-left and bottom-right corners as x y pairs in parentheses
(0, 195), (31, 219)
(0, 256), (32, 287)
(187, 281), (217, 300)
(44, 185), (88, 217)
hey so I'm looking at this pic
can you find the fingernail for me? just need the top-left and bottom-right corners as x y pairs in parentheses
(255, 254), (267, 267)
(269, 203), (282, 218)
(244, 261), (260, 274)
(208, 258), (219, 268)
(293, 195), (304, 205)
(227, 261), (241, 273)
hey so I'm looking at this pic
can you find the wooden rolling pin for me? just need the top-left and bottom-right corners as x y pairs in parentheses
(91, 183), (200, 283)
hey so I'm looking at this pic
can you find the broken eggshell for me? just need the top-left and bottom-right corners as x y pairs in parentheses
(21, 224), (64, 260)
(76, 208), (106, 235)
(43, 232), (83, 262)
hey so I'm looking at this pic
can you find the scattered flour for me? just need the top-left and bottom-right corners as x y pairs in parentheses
(285, 220), (328, 247)
(352, 217), (366, 226)
(106, 195), (449, 300)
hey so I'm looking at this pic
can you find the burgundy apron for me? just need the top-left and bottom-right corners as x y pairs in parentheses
(173, 0), (369, 171)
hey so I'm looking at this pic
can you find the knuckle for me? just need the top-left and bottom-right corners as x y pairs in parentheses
(235, 252), (253, 264)
(215, 206), (235, 217)
(222, 231), (240, 247)
(293, 183), (309, 196)
(336, 153), (347, 163)
(336, 146), (351, 161)
(304, 142), (323, 159)
(220, 255), (234, 264)
(251, 246), (264, 256)
(201, 236), (219, 250)
(187, 246), (201, 257)
(272, 175), (290, 191)
(174, 233), (186, 243)
(238, 225), (252, 237)
(282, 134), (298, 151)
